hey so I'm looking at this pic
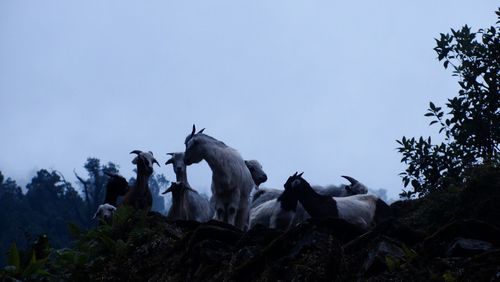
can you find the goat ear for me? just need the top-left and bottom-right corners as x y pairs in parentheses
(153, 159), (160, 167)
(166, 152), (175, 156)
(165, 158), (174, 165)
(197, 128), (205, 134)
(130, 150), (141, 155)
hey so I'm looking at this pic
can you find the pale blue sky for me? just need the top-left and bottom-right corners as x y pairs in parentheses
(1, 1), (498, 198)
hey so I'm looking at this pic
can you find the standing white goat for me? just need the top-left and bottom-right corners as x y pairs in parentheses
(183, 125), (255, 230)
(163, 152), (212, 222)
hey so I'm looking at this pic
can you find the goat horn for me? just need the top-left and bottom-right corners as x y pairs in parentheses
(130, 150), (142, 155)
(162, 182), (180, 194)
(162, 185), (174, 194)
(298, 172), (304, 177)
(166, 152), (175, 156)
(197, 128), (205, 134)
(292, 172), (298, 177)
(153, 159), (161, 167)
(341, 175), (359, 185)
(191, 124), (196, 137)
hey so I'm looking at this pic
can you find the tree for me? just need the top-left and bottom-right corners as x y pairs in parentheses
(74, 158), (119, 219)
(397, 9), (500, 198)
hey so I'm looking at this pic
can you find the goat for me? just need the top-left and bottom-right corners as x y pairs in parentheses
(93, 172), (129, 223)
(245, 160), (268, 188)
(163, 152), (212, 221)
(183, 125), (254, 230)
(287, 172), (391, 230)
(249, 176), (304, 230)
(250, 176), (366, 209)
(313, 176), (368, 197)
(93, 204), (117, 223)
(93, 151), (159, 222)
(121, 150), (160, 211)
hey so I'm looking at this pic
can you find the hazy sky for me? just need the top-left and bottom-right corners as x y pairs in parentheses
(1, 1), (498, 198)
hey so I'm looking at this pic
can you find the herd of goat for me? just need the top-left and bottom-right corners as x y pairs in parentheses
(94, 125), (391, 231)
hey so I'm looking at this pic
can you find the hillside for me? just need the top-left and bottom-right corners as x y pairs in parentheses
(2, 166), (500, 281)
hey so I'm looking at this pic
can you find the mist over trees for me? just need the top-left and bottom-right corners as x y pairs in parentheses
(0, 159), (169, 266)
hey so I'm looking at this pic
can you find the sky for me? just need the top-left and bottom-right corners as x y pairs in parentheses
(0, 1), (498, 199)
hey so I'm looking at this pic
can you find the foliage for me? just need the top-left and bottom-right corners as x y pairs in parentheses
(0, 235), (51, 281)
(0, 157), (169, 268)
(46, 207), (168, 280)
(397, 9), (500, 198)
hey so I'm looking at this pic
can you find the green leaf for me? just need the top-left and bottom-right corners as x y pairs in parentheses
(7, 242), (20, 271)
(67, 223), (82, 239)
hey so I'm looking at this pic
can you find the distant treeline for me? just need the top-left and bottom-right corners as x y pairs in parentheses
(0, 158), (170, 266)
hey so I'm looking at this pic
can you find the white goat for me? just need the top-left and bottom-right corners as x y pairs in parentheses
(93, 204), (117, 223)
(163, 152), (212, 222)
(313, 176), (368, 197)
(183, 125), (254, 230)
(245, 160), (268, 188)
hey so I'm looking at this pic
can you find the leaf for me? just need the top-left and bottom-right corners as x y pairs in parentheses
(7, 242), (20, 271)
(430, 102), (436, 110)
(67, 223), (82, 239)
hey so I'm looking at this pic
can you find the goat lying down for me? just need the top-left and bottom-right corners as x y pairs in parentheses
(163, 152), (212, 222)
(253, 175), (368, 208)
(313, 176), (368, 197)
(288, 172), (391, 230)
(249, 175), (369, 229)
(250, 173), (390, 230)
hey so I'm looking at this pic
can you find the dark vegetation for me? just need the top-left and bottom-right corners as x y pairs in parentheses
(1, 8), (499, 282)
(0, 158), (169, 268)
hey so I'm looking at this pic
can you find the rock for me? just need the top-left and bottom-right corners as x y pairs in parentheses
(361, 238), (406, 276)
(229, 219), (346, 281)
(446, 237), (493, 257)
(423, 219), (500, 257)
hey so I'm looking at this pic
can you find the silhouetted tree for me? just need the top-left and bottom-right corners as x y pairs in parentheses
(397, 9), (500, 198)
